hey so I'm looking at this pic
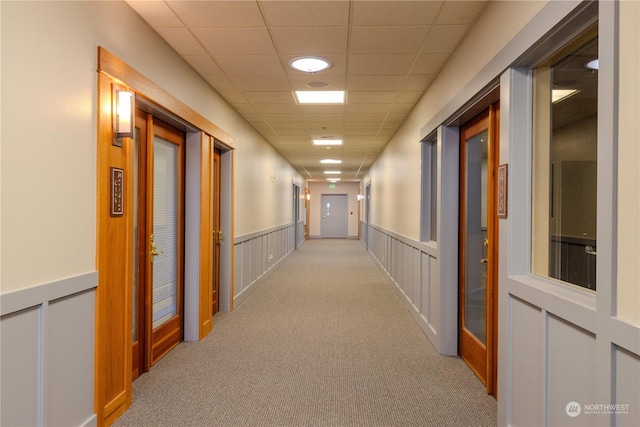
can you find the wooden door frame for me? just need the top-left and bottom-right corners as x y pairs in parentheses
(458, 102), (499, 396)
(96, 47), (235, 426)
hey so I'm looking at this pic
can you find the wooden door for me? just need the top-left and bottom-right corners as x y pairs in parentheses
(212, 148), (221, 315)
(132, 112), (185, 377)
(458, 103), (499, 396)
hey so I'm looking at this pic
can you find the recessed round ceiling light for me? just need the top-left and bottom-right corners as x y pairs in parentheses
(290, 57), (331, 73)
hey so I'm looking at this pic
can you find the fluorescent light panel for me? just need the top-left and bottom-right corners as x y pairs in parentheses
(324, 171), (341, 175)
(552, 89), (580, 103)
(313, 139), (342, 146)
(296, 91), (344, 104)
(320, 159), (342, 164)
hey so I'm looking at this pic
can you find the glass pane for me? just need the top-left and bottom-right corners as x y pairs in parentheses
(464, 130), (488, 344)
(430, 141), (438, 241)
(152, 137), (179, 329)
(532, 35), (598, 291)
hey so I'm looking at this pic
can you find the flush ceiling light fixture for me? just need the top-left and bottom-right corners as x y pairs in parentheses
(585, 58), (599, 70)
(324, 171), (341, 175)
(290, 56), (331, 73)
(328, 178), (341, 183)
(313, 139), (342, 146)
(320, 159), (342, 164)
(296, 91), (345, 104)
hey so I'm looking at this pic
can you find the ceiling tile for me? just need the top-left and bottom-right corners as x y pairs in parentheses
(347, 75), (405, 91)
(422, 25), (470, 54)
(271, 27), (349, 55)
(193, 28), (276, 55)
(261, 1), (350, 27)
(219, 91), (247, 104)
(346, 104), (392, 114)
(390, 104), (414, 114)
(155, 28), (206, 55)
(302, 113), (345, 123)
(261, 113), (304, 122)
(350, 26), (429, 54)
(299, 105), (346, 115)
(349, 54), (415, 75)
(243, 92), (296, 104)
(254, 104), (301, 114)
(183, 55), (224, 75)
(403, 75), (435, 91)
(213, 55), (284, 76)
(168, 0), (265, 28)
(436, 1), (488, 25)
(397, 90), (424, 103)
(231, 76), (290, 92)
(347, 91), (398, 104)
(351, 1), (443, 26)
(203, 75), (237, 92)
(412, 53), (450, 75)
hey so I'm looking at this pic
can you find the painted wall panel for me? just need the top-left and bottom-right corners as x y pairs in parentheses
(547, 315), (597, 426)
(0, 307), (41, 427)
(234, 244), (243, 297)
(47, 290), (95, 427)
(614, 347), (640, 426)
(242, 242), (251, 293)
(509, 296), (543, 426)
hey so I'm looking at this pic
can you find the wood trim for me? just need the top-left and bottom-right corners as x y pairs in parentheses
(199, 132), (213, 339)
(229, 150), (235, 311)
(96, 73), (133, 427)
(486, 102), (500, 397)
(97, 47), (234, 149)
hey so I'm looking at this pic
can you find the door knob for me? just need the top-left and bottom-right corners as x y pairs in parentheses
(480, 258), (488, 264)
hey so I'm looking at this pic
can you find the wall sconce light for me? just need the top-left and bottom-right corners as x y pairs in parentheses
(357, 194), (363, 201)
(306, 193), (311, 201)
(114, 89), (134, 144)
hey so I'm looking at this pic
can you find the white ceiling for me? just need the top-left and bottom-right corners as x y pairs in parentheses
(126, 0), (489, 181)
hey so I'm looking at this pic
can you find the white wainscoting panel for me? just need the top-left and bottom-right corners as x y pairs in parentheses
(0, 272), (97, 427)
(234, 224), (296, 306)
(547, 314), (597, 426)
(508, 296), (544, 426)
(363, 223), (447, 354)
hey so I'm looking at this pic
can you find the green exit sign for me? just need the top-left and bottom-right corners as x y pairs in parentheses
(329, 183), (336, 189)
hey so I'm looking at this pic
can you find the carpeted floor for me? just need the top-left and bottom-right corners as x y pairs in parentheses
(114, 239), (497, 426)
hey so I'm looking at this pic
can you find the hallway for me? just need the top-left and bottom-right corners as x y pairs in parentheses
(114, 240), (496, 426)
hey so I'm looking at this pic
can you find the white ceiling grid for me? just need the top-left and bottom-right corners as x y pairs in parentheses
(126, 0), (489, 180)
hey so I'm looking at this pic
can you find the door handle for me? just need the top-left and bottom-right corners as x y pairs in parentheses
(213, 230), (223, 242)
(150, 234), (163, 262)
(218, 230), (223, 242)
(480, 258), (488, 264)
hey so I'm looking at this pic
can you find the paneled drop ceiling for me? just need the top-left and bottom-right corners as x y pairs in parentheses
(126, 0), (489, 181)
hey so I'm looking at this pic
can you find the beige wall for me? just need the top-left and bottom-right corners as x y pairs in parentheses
(0, 1), (303, 293)
(617, 0), (640, 324)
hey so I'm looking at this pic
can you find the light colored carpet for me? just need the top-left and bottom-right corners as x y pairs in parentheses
(115, 239), (497, 426)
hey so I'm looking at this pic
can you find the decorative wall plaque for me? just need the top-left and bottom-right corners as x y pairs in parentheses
(111, 167), (124, 216)
(497, 164), (508, 218)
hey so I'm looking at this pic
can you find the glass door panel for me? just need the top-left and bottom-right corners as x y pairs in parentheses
(464, 130), (488, 345)
(151, 137), (179, 329)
